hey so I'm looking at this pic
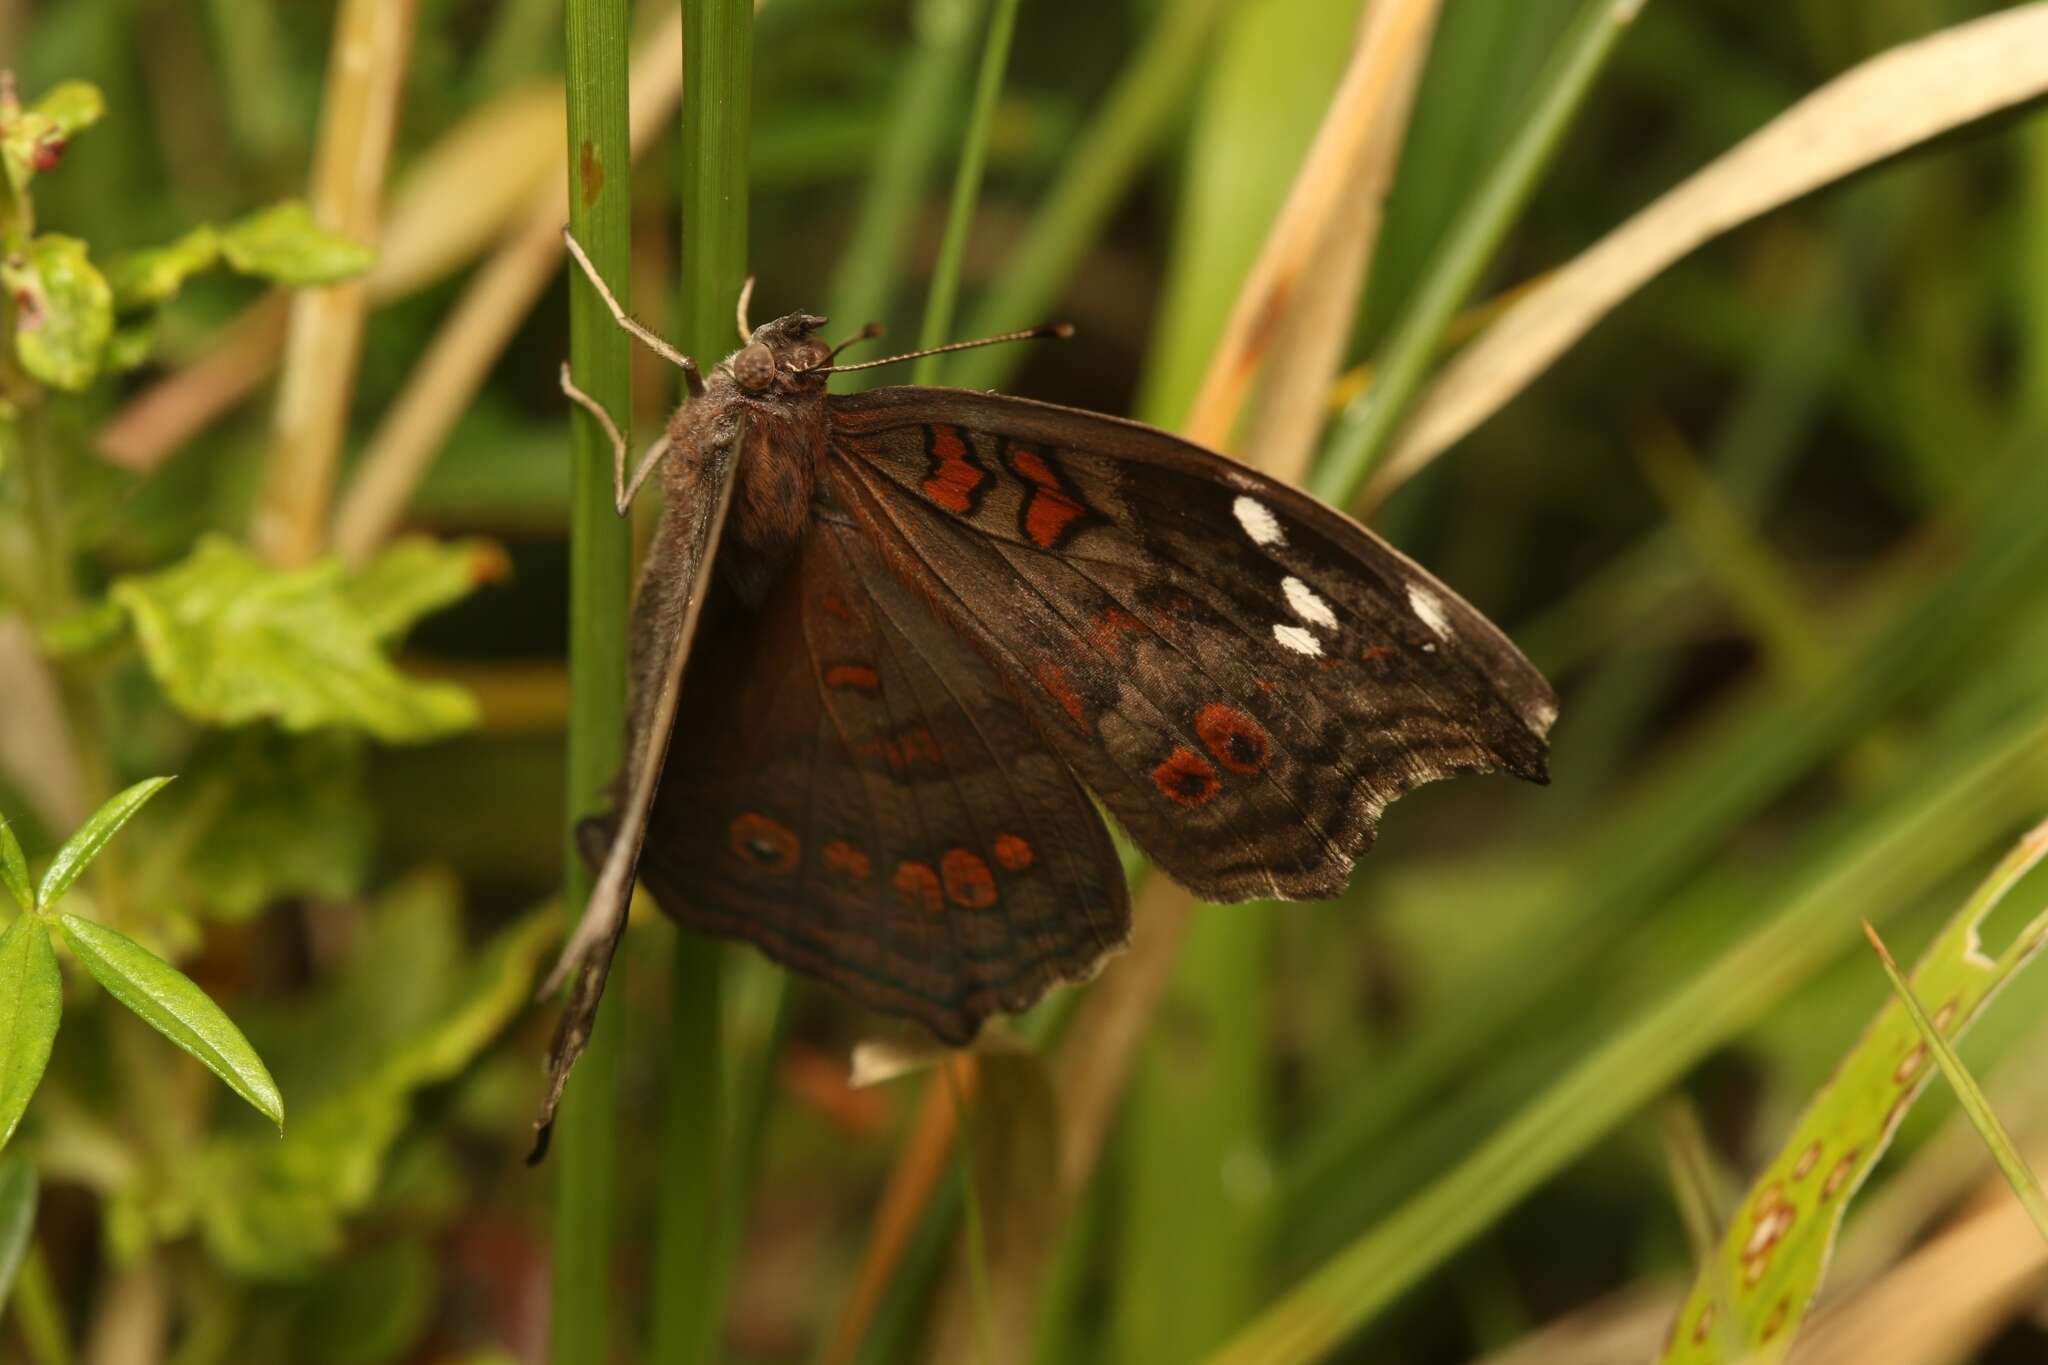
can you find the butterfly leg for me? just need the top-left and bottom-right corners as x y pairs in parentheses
(560, 227), (706, 400)
(558, 363), (672, 514)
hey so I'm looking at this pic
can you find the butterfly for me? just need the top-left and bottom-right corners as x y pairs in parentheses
(531, 233), (1558, 1147)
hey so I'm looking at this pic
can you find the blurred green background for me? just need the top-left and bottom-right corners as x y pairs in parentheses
(6, 0), (2048, 1362)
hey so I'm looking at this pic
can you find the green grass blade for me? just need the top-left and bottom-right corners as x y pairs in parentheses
(36, 776), (171, 911)
(1204, 706), (2048, 1365)
(1656, 828), (2048, 1364)
(654, 0), (753, 1358)
(0, 820), (29, 916)
(1863, 917), (2048, 1242)
(0, 1157), (37, 1314)
(947, 0), (1233, 393)
(1310, 0), (1647, 506)
(0, 919), (59, 1152)
(58, 913), (282, 1129)
(553, 0), (636, 1358)
(913, 0), (1021, 385)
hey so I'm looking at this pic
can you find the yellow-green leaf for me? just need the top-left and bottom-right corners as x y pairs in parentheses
(343, 535), (510, 642)
(105, 225), (220, 310)
(0, 818), (28, 915)
(1659, 820), (2048, 1364)
(0, 918), (61, 1152)
(218, 201), (374, 287)
(58, 912), (283, 1130)
(0, 80), (104, 193)
(109, 536), (480, 744)
(2, 234), (113, 391)
(38, 776), (172, 911)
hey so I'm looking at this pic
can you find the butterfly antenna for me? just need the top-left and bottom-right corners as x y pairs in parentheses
(826, 321), (887, 362)
(810, 322), (1074, 374)
(736, 275), (757, 343)
(561, 228), (704, 394)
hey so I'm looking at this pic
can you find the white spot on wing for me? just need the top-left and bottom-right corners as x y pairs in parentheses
(1273, 623), (1322, 657)
(1282, 576), (1336, 629)
(1407, 583), (1453, 641)
(1233, 496), (1284, 547)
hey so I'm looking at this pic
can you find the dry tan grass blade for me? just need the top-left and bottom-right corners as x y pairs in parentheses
(249, 0), (413, 567)
(332, 8), (690, 564)
(1181, 0), (1440, 454)
(1368, 5), (2048, 505)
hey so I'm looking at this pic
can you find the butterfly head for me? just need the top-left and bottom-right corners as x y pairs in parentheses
(727, 312), (832, 399)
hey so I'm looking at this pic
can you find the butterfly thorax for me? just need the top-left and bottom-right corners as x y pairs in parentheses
(663, 310), (834, 605)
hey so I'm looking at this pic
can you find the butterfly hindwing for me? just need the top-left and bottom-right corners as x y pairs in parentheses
(826, 386), (1557, 903)
(622, 510), (1131, 1043)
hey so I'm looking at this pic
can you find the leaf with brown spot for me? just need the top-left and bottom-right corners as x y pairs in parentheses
(1658, 819), (2048, 1364)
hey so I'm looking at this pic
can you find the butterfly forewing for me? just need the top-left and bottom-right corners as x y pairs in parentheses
(621, 511), (1130, 1043)
(826, 386), (1556, 903)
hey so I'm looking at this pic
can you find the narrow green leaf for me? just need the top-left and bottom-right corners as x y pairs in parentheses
(0, 1157), (37, 1313)
(0, 234), (114, 391)
(218, 200), (374, 287)
(105, 225), (221, 311)
(1863, 919), (2048, 1239)
(37, 776), (172, 911)
(0, 919), (60, 1151)
(0, 819), (29, 915)
(1657, 821), (2048, 1364)
(58, 913), (283, 1130)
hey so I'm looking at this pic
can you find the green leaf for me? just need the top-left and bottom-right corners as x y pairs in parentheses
(58, 912), (283, 1130)
(0, 1157), (37, 1313)
(0, 80), (105, 193)
(218, 201), (374, 287)
(0, 919), (60, 1151)
(109, 536), (480, 744)
(1, 234), (113, 391)
(37, 776), (172, 910)
(105, 225), (220, 311)
(192, 876), (558, 1275)
(0, 819), (28, 915)
(1659, 822), (2048, 1364)
(342, 535), (509, 642)
(104, 318), (158, 372)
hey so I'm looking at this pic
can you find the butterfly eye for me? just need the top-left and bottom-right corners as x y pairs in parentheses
(733, 342), (776, 392)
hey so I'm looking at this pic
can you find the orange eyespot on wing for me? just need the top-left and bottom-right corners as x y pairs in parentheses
(892, 860), (945, 915)
(822, 839), (872, 881)
(729, 813), (800, 873)
(941, 849), (998, 908)
(1194, 702), (1270, 775)
(1152, 747), (1220, 808)
(993, 834), (1035, 872)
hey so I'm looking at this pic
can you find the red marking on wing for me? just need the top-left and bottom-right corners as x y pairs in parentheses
(1360, 644), (1396, 665)
(820, 593), (852, 620)
(921, 426), (986, 514)
(824, 663), (881, 692)
(941, 849), (998, 908)
(855, 725), (944, 771)
(822, 840), (872, 881)
(1088, 606), (1145, 656)
(892, 861), (944, 915)
(1034, 661), (1090, 733)
(1194, 702), (1270, 775)
(728, 813), (800, 873)
(1010, 445), (1090, 549)
(993, 834), (1035, 872)
(1152, 747), (1220, 808)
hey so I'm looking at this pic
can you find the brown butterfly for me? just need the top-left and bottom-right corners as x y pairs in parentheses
(532, 233), (1558, 1146)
